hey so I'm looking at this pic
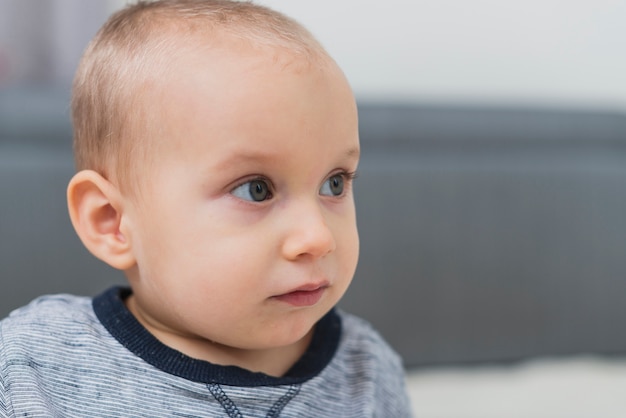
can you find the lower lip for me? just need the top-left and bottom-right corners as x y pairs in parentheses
(273, 287), (326, 307)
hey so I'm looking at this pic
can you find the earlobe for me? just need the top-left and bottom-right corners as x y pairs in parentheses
(67, 170), (136, 270)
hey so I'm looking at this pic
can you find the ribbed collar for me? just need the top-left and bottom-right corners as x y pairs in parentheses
(92, 286), (341, 386)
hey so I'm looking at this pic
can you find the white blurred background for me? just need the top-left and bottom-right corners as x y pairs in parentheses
(1, 0), (625, 110)
(261, 0), (626, 111)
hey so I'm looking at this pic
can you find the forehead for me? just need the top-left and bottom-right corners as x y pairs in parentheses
(146, 40), (358, 161)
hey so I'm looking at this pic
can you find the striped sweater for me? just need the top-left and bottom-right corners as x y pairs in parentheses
(0, 287), (412, 417)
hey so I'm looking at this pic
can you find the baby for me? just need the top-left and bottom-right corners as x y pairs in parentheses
(0, 1), (412, 416)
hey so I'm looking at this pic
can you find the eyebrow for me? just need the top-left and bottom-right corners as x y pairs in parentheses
(345, 146), (361, 159)
(214, 145), (360, 170)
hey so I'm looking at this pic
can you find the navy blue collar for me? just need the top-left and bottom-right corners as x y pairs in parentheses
(93, 286), (341, 386)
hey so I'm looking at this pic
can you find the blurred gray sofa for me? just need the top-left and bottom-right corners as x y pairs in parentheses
(3, 87), (626, 368)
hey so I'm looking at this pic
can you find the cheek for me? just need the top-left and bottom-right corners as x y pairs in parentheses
(347, 229), (360, 277)
(335, 216), (360, 278)
(127, 204), (203, 284)
(162, 229), (271, 293)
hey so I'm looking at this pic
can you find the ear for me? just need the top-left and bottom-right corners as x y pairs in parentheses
(67, 170), (136, 270)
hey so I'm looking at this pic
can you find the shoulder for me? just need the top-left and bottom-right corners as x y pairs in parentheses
(0, 292), (179, 416)
(336, 309), (404, 369)
(311, 310), (413, 416)
(0, 293), (102, 360)
(1, 293), (95, 330)
(3, 293), (93, 317)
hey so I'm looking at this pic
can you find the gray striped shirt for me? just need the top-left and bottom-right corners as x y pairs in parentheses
(0, 287), (412, 417)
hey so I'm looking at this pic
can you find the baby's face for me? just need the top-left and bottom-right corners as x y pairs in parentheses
(123, 43), (360, 356)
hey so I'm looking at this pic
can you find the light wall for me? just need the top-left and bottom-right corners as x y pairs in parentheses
(258, 0), (626, 110)
(2, 0), (625, 111)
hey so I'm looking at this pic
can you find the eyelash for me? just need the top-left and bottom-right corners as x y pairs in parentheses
(339, 170), (359, 183)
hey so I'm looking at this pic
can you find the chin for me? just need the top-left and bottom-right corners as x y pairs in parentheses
(262, 312), (323, 349)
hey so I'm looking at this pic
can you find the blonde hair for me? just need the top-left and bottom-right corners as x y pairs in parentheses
(71, 0), (326, 190)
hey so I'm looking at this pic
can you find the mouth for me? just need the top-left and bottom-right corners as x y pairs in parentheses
(272, 282), (329, 307)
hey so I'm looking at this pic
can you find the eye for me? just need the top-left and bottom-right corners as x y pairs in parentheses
(231, 179), (272, 202)
(320, 174), (345, 197)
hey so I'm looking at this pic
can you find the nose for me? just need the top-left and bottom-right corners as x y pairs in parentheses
(281, 200), (336, 261)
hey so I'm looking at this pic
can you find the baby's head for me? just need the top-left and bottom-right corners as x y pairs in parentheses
(72, 0), (327, 192)
(68, 0), (360, 376)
